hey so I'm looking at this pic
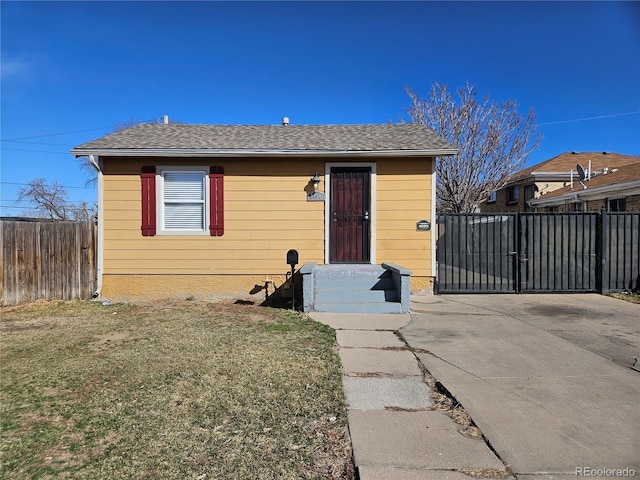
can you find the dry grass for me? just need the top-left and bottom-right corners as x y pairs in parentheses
(459, 467), (513, 478)
(607, 292), (640, 304)
(426, 383), (482, 438)
(404, 345), (482, 438)
(0, 300), (354, 479)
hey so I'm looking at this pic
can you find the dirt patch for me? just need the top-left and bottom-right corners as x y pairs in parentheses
(90, 331), (130, 351)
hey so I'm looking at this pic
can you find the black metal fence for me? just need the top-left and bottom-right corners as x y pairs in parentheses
(601, 213), (640, 292)
(436, 212), (639, 294)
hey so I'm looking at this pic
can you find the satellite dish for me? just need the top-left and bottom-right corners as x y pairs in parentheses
(576, 164), (587, 181)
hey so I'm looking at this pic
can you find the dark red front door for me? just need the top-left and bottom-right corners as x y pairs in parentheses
(330, 167), (371, 263)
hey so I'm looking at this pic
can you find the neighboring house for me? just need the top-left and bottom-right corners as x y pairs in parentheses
(480, 152), (640, 213)
(71, 121), (456, 301)
(528, 161), (640, 212)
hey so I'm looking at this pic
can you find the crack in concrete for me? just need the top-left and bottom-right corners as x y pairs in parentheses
(394, 327), (515, 479)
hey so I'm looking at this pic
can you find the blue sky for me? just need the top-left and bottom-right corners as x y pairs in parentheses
(2, 1), (639, 214)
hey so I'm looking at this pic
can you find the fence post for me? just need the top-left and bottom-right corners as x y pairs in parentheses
(598, 211), (605, 294)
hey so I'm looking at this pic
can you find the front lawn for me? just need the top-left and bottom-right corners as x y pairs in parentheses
(0, 300), (353, 479)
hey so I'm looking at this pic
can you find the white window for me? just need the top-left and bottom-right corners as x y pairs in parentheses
(487, 191), (497, 203)
(157, 167), (209, 234)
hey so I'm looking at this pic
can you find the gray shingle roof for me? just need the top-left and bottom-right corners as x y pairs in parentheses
(72, 123), (456, 155)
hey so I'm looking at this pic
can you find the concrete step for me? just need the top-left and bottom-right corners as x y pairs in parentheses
(313, 265), (390, 279)
(300, 262), (411, 314)
(311, 266), (401, 314)
(314, 289), (399, 304)
(314, 277), (396, 292)
(313, 301), (404, 314)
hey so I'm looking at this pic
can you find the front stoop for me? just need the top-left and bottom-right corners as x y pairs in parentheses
(300, 263), (411, 314)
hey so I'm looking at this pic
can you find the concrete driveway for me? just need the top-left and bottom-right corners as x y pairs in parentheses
(403, 294), (640, 479)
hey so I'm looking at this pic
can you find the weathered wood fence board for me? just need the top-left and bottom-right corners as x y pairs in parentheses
(1, 220), (97, 305)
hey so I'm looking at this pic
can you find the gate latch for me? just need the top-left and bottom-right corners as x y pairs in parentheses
(506, 252), (528, 262)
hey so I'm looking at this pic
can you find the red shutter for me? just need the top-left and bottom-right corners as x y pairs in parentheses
(209, 166), (224, 236)
(141, 166), (156, 236)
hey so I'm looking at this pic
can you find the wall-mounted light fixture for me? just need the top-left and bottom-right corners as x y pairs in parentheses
(311, 173), (321, 192)
(307, 172), (325, 201)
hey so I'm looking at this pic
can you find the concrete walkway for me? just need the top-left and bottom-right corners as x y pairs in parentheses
(311, 294), (639, 479)
(309, 312), (513, 480)
(404, 294), (640, 480)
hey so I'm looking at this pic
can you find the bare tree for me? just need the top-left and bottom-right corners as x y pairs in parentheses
(15, 178), (95, 221)
(405, 82), (541, 213)
(70, 201), (95, 222)
(111, 116), (164, 133)
(77, 116), (183, 186)
(77, 155), (100, 188)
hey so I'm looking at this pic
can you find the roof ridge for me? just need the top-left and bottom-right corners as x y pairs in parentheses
(133, 122), (421, 127)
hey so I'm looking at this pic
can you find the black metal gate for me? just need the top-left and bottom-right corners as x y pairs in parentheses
(436, 212), (640, 294)
(601, 213), (640, 292)
(519, 213), (599, 292)
(436, 213), (517, 293)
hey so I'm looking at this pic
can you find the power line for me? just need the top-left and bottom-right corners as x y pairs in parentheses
(2, 147), (72, 155)
(2, 140), (75, 146)
(0, 205), (38, 210)
(1, 181), (94, 190)
(1, 126), (110, 142)
(539, 111), (640, 126)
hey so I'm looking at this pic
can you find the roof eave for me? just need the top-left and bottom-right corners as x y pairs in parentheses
(529, 180), (640, 206)
(71, 147), (459, 158)
(531, 171), (574, 180)
(507, 171), (574, 185)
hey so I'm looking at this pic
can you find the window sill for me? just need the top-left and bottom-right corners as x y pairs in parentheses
(156, 230), (211, 236)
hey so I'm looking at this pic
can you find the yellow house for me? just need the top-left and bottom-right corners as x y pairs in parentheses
(72, 121), (456, 311)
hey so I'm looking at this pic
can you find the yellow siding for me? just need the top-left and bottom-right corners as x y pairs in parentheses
(375, 158), (433, 277)
(101, 274), (291, 302)
(411, 276), (434, 293)
(102, 157), (325, 280)
(101, 156), (435, 298)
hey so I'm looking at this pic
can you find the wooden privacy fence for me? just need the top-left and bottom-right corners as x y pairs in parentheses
(1, 220), (97, 305)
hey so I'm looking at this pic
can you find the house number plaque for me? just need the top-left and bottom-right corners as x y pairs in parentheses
(416, 220), (431, 231)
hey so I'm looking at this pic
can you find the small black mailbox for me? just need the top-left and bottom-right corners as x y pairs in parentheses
(286, 249), (299, 311)
(287, 249), (299, 267)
